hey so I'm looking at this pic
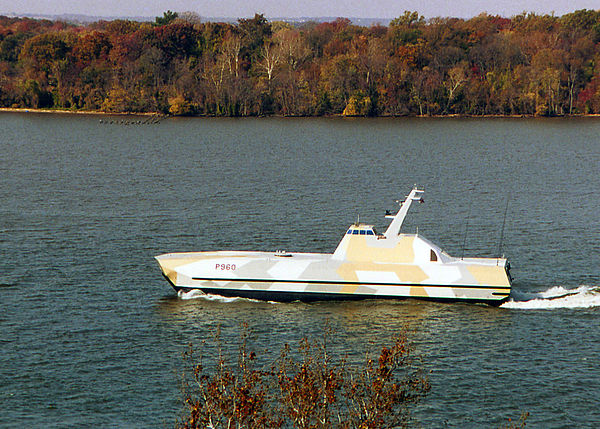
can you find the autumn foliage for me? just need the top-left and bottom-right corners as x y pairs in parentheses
(2, 10), (600, 116)
(178, 324), (430, 428)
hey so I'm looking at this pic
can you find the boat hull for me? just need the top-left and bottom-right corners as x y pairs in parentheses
(172, 284), (509, 306)
(160, 270), (511, 306)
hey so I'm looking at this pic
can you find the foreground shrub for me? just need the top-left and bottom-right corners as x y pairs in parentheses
(177, 324), (430, 428)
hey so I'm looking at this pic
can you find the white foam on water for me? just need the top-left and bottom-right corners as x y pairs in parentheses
(501, 285), (600, 309)
(177, 289), (239, 303)
(177, 289), (274, 304)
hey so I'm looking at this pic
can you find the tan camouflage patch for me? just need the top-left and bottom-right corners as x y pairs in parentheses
(344, 235), (415, 263)
(336, 261), (428, 284)
(466, 265), (511, 287)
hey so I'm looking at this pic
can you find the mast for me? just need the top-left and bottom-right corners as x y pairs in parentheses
(383, 187), (424, 238)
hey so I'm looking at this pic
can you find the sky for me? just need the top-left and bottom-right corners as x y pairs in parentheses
(1, 0), (599, 19)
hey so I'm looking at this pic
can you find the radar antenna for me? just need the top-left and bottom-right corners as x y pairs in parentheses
(383, 186), (424, 238)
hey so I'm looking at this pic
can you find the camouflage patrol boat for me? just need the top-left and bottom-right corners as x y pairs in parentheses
(156, 187), (512, 305)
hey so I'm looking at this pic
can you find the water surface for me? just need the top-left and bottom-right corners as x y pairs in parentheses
(1, 114), (599, 427)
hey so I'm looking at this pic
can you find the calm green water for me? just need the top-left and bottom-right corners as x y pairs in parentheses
(1, 114), (599, 427)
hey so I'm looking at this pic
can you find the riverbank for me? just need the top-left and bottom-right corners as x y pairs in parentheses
(0, 107), (160, 116)
(2, 106), (600, 119)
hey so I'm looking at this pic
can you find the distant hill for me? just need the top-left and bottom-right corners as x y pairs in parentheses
(1, 12), (155, 24)
(0, 12), (391, 26)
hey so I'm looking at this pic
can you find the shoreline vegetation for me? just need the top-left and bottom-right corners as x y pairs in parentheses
(3, 106), (600, 119)
(1, 10), (600, 117)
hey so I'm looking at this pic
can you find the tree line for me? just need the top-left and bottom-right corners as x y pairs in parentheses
(1, 10), (600, 116)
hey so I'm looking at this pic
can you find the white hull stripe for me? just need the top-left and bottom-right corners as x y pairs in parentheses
(190, 277), (510, 291)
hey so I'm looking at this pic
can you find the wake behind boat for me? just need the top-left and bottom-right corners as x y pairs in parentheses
(156, 187), (512, 305)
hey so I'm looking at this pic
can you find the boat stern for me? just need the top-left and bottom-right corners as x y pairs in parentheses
(504, 259), (513, 285)
(459, 257), (512, 304)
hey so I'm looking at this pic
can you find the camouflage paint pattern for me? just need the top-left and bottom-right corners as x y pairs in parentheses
(156, 223), (512, 304)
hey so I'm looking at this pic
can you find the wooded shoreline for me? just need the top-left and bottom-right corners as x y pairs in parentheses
(2, 10), (600, 117)
(4, 106), (600, 119)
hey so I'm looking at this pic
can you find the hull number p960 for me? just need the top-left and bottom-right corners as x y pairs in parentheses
(215, 263), (236, 271)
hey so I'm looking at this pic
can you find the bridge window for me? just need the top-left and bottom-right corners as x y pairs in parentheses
(348, 228), (375, 236)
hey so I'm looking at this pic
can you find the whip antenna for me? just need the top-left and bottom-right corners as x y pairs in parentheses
(496, 135), (511, 265)
(497, 196), (510, 260)
(461, 188), (474, 260)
